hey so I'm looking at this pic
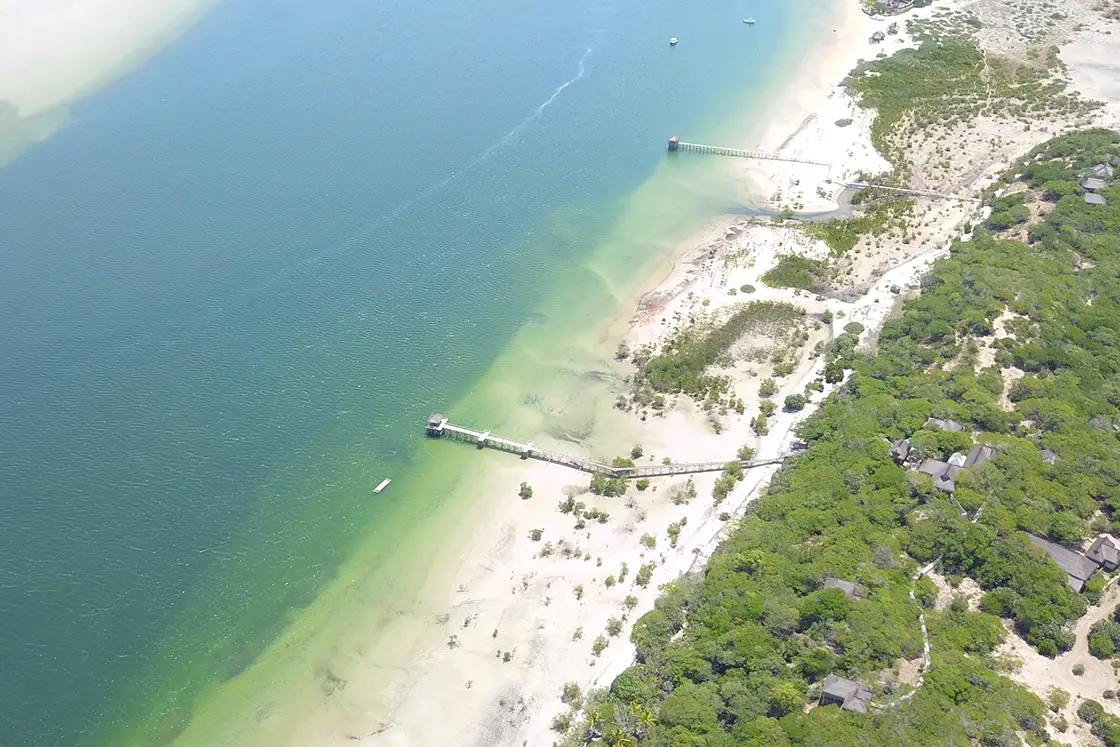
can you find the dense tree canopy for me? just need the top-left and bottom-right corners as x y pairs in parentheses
(557, 130), (1120, 747)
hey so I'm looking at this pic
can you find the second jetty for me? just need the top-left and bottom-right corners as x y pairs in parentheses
(425, 413), (794, 478)
(667, 134), (830, 167)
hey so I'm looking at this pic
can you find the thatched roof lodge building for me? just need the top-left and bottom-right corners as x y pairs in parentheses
(820, 674), (874, 713)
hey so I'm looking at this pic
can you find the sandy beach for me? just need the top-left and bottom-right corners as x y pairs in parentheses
(327, 2), (1120, 746)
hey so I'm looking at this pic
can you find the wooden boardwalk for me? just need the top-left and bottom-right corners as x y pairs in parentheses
(425, 415), (793, 479)
(669, 136), (830, 168)
(842, 181), (981, 203)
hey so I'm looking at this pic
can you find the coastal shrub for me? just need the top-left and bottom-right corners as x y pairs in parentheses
(551, 712), (572, 733)
(1048, 688), (1070, 712)
(640, 533), (656, 549)
(529, 528), (543, 541)
(737, 445), (755, 461)
(630, 444), (644, 460)
(784, 394), (807, 412)
(667, 522), (682, 548)
(762, 254), (833, 292)
(834, 118), (853, 127)
(670, 478), (697, 505)
(634, 563), (655, 588)
(635, 478), (650, 491)
(518, 482), (533, 500)
(590, 471), (627, 497)
(637, 301), (804, 400)
(759, 378), (778, 397)
(1089, 618), (1120, 658)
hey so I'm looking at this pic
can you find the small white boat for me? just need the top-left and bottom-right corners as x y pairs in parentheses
(669, 37), (678, 45)
(373, 478), (391, 494)
(743, 18), (756, 24)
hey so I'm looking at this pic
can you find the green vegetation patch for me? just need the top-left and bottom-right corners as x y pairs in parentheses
(636, 302), (805, 400)
(557, 131), (1120, 747)
(761, 254), (834, 292)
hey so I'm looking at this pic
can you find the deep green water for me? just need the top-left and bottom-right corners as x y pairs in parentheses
(0, 0), (818, 744)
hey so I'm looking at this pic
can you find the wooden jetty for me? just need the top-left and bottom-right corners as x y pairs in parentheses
(842, 181), (981, 203)
(425, 413), (792, 479)
(668, 134), (830, 168)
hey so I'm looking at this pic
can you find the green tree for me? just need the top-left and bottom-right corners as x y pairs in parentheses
(784, 394), (807, 411)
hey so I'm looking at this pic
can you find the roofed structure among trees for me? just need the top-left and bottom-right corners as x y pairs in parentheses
(1027, 534), (1099, 591)
(820, 674), (874, 713)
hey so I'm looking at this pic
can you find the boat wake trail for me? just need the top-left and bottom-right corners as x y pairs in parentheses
(485, 46), (592, 156)
(228, 47), (595, 305)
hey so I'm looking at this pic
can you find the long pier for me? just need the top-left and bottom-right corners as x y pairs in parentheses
(425, 414), (793, 479)
(842, 181), (981, 203)
(667, 134), (830, 168)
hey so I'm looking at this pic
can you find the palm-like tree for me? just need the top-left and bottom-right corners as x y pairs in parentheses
(632, 704), (656, 735)
(604, 727), (636, 747)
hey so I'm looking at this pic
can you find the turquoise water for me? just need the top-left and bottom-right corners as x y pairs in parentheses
(0, 0), (809, 744)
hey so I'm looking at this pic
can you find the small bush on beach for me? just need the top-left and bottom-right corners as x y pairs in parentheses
(529, 528), (544, 541)
(759, 378), (778, 397)
(606, 617), (624, 637)
(518, 482), (533, 500)
(551, 713), (572, 733)
(561, 681), (582, 706)
(635, 478), (650, 491)
(640, 533), (656, 549)
(784, 393), (807, 411)
(592, 635), (609, 656)
(670, 478), (697, 505)
(762, 254), (834, 292)
(1048, 688), (1070, 712)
